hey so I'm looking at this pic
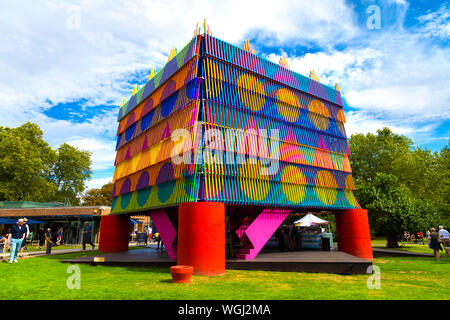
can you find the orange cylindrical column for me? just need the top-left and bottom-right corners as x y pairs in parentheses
(177, 202), (225, 275)
(99, 214), (130, 253)
(335, 208), (373, 260)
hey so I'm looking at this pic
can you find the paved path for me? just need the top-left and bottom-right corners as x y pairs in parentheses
(372, 248), (434, 257)
(1, 247), (95, 260)
(1, 243), (143, 260)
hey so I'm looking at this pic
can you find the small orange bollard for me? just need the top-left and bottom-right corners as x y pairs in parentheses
(170, 265), (194, 283)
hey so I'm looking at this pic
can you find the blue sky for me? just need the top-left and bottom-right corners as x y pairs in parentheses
(0, 0), (449, 190)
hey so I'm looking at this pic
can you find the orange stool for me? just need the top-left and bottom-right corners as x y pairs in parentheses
(170, 265), (194, 283)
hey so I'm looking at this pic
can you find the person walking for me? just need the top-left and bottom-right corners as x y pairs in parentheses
(438, 226), (450, 258)
(45, 228), (54, 254)
(56, 227), (63, 246)
(19, 218), (30, 258)
(82, 222), (95, 250)
(428, 228), (443, 261)
(7, 219), (27, 263)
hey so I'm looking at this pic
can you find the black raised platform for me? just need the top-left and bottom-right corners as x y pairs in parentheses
(62, 246), (371, 275)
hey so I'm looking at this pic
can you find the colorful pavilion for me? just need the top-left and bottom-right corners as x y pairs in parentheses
(98, 23), (373, 275)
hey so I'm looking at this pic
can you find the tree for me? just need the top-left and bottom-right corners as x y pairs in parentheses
(349, 127), (412, 184)
(349, 128), (448, 247)
(362, 173), (439, 247)
(0, 122), (92, 204)
(0, 123), (56, 201)
(81, 182), (114, 206)
(51, 143), (92, 205)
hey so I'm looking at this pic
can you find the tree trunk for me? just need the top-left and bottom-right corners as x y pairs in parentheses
(386, 235), (400, 248)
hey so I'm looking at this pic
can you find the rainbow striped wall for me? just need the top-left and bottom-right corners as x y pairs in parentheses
(111, 34), (359, 214)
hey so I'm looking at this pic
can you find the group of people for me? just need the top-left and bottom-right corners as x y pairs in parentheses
(38, 221), (94, 254)
(1, 218), (30, 263)
(36, 226), (64, 251)
(428, 226), (450, 261)
(402, 226), (450, 261)
(275, 224), (300, 251)
(134, 225), (164, 251)
(1, 219), (96, 262)
(403, 231), (424, 244)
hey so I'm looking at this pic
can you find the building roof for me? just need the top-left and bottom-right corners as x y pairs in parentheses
(0, 206), (111, 218)
(0, 201), (65, 209)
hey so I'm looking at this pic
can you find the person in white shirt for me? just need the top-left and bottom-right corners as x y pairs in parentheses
(438, 226), (450, 257)
(147, 227), (153, 246)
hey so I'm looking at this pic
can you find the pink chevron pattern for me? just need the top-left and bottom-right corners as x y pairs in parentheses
(149, 210), (177, 260)
(235, 208), (291, 260)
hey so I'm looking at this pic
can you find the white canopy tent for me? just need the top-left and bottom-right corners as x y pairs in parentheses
(294, 213), (329, 227)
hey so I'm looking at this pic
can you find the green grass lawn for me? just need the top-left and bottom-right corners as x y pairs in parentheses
(0, 249), (448, 300)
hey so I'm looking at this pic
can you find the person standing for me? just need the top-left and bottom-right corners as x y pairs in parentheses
(0, 233), (7, 252)
(416, 231), (423, 244)
(275, 227), (284, 252)
(19, 218), (30, 258)
(45, 228), (53, 254)
(428, 228), (443, 261)
(147, 226), (153, 246)
(155, 232), (163, 251)
(82, 222), (95, 250)
(438, 226), (450, 258)
(7, 219), (27, 263)
(38, 226), (45, 250)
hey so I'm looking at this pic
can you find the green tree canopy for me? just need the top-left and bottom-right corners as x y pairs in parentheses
(349, 128), (449, 247)
(51, 143), (92, 205)
(81, 182), (113, 206)
(0, 122), (92, 205)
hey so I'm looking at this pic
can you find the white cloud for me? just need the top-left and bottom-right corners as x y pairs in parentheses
(85, 177), (113, 191)
(65, 138), (116, 171)
(268, 33), (450, 120)
(0, 0), (358, 119)
(417, 4), (450, 39)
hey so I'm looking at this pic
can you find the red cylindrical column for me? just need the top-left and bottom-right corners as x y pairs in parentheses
(177, 202), (225, 276)
(99, 214), (130, 253)
(336, 209), (373, 260)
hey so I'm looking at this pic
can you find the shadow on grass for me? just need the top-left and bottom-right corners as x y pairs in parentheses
(123, 265), (173, 274)
(40, 250), (175, 274)
(159, 279), (174, 283)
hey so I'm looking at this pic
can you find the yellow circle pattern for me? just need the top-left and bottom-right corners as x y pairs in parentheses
(239, 159), (269, 201)
(236, 74), (266, 111)
(315, 170), (337, 205)
(276, 88), (301, 122)
(309, 99), (330, 131)
(281, 165), (306, 203)
(337, 109), (346, 135)
(344, 175), (356, 206)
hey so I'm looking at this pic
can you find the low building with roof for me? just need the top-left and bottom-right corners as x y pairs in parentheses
(0, 201), (110, 244)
